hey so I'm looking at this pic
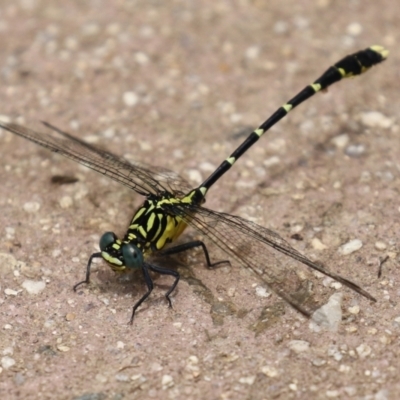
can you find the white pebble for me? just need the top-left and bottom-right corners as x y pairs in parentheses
(346, 22), (363, 36)
(263, 156), (280, 168)
(56, 345), (70, 352)
(187, 355), (198, 364)
(5, 227), (15, 238)
(23, 201), (40, 213)
(345, 144), (365, 157)
(239, 376), (256, 385)
(123, 91), (139, 107)
(134, 51), (149, 65)
(338, 239), (363, 255)
(310, 293), (343, 332)
(52, 249), (62, 258)
(4, 288), (19, 296)
(273, 21), (288, 34)
(359, 111), (393, 129)
(59, 196), (73, 209)
(375, 241), (387, 250)
(22, 280), (46, 294)
(326, 389), (340, 398)
(161, 374), (174, 389)
(311, 238), (328, 250)
(245, 46), (260, 59)
(255, 286), (270, 298)
(1, 356), (15, 369)
(0, 253), (19, 271)
(356, 343), (372, 359)
(0, 115), (11, 123)
(260, 366), (279, 377)
(187, 169), (202, 184)
(331, 133), (349, 148)
(287, 340), (310, 353)
(115, 373), (129, 382)
(348, 305), (360, 315)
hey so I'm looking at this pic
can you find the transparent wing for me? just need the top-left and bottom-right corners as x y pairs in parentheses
(168, 204), (376, 317)
(0, 121), (192, 197)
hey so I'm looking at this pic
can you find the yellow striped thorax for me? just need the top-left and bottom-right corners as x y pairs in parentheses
(100, 188), (205, 273)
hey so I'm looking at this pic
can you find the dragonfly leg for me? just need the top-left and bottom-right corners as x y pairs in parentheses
(73, 252), (102, 291)
(160, 240), (230, 268)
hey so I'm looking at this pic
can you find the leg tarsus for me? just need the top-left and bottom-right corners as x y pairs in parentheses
(73, 252), (102, 291)
(129, 263), (154, 324)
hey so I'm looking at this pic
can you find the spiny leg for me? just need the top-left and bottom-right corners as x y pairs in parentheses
(147, 264), (180, 308)
(73, 252), (102, 291)
(130, 263), (181, 323)
(130, 262), (154, 324)
(160, 240), (230, 268)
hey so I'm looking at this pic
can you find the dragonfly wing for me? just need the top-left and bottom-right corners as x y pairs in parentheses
(0, 121), (192, 197)
(169, 204), (376, 317)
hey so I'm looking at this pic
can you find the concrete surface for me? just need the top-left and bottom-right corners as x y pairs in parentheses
(0, 1), (398, 399)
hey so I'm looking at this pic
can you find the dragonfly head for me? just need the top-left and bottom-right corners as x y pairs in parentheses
(99, 231), (144, 271)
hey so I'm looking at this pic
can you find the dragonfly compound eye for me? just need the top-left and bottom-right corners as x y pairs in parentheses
(122, 243), (144, 269)
(99, 232), (118, 251)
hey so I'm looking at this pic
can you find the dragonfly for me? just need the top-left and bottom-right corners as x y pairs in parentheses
(0, 45), (387, 323)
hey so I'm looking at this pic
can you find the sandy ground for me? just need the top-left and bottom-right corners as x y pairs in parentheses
(0, 1), (399, 399)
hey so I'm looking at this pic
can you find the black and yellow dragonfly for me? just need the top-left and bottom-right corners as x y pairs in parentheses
(0, 46), (387, 323)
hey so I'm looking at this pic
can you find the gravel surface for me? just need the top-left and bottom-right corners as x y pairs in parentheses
(0, 1), (398, 399)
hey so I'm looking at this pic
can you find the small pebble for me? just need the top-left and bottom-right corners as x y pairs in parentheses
(245, 46), (260, 59)
(255, 286), (270, 298)
(95, 374), (108, 383)
(23, 201), (40, 213)
(289, 383), (298, 391)
(161, 374), (174, 389)
(123, 91), (139, 107)
(348, 305), (360, 315)
(239, 376), (256, 385)
(346, 22), (363, 36)
(343, 386), (357, 396)
(331, 133), (349, 148)
(311, 238), (327, 250)
(57, 345), (70, 352)
(359, 111), (393, 129)
(59, 196), (73, 209)
(134, 52), (149, 65)
(151, 363), (163, 372)
(22, 280), (46, 294)
(260, 366), (279, 377)
(375, 241), (387, 250)
(287, 340), (310, 353)
(263, 156), (280, 168)
(326, 390), (340, 398)
(345, 144), (365, 157)
(187, 169), (202, 184)
(65, 313), (76, 321)
(338, 239), (363, 255)
(1, 356), (16, 369)
(356, 343), (371, 359)
(312, 358), (326, 367)
(311, 293), (343, 332)
(4, 288), (19, 296)
(115, 373), (129, 382)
